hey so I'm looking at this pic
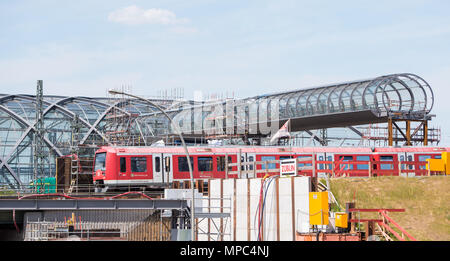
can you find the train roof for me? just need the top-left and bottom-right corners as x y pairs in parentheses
(373, 147), (450, 152)
(96, 146), (450, 154)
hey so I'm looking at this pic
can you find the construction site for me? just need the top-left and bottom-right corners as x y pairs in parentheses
(0, 72), (448, 243)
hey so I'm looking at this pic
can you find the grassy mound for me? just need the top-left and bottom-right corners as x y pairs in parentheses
(329, 176), (450, 241)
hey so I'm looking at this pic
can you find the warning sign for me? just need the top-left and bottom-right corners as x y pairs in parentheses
(280, 158), (297, 176)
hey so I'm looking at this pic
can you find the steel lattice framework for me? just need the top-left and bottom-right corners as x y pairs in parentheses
(0, 94), (178, 187)
(0, 73), (435, 188)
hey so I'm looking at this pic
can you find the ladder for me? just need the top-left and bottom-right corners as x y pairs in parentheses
(68, 179), (76, 195)
(70, 157), (79, 194)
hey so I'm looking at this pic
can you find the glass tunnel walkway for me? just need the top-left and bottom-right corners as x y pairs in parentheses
(165, 73), (434, 134)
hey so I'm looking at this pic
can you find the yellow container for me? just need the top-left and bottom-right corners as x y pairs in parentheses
(335, 212), (348, 228)
(442, 152), (450, 175)
(427, 158), (445, 172)
(309, 192), (329, 225)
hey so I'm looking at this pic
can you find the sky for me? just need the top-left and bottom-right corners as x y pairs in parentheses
(0, 0), (449, 144)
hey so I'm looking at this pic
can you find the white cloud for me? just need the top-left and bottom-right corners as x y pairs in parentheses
(108, 5), (189, 25)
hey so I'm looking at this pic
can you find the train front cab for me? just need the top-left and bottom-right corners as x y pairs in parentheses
(93, 149), (108, 190)
(93, 149), (158, 191)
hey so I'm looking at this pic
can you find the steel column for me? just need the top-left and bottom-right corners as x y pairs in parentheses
(388, 118), (393, 146)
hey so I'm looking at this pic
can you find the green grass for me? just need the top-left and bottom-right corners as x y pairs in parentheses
(329, 176), (450, 241)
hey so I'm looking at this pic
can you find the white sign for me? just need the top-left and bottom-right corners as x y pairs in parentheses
(280, 158), (297, 176)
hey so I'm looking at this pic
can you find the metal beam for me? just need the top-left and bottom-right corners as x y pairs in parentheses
(347, 126), (364, 137)
(0, 155), (20, 187)
(0, 199), (189, 210)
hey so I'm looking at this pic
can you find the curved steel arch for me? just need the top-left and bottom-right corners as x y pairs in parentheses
(79, 99), (133, 145)
(401, 73), (433, 112)
(2, 95), (111, 149)
(78, 98), (162, 145)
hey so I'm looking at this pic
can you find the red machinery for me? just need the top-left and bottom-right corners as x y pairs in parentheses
(92, 146), (448, 191)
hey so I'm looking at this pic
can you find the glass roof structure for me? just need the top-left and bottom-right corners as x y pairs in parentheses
(0, 73), (435, 188)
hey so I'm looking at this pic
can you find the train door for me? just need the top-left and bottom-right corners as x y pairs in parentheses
(153, 154), (163, 183)
(245, 153), (256, 178)
(399, 152), (414, 177)
(241, 153), (256, 178)
(163, 154), (173, 183)
(373, 154), (398, 176)
(117, 156), (129, 186)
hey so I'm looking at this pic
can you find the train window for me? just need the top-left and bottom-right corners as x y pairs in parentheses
(341, 156), (353, 161)
(217, 157), (225, 171)
(198, 157), (213, 172)
(327, 156), (332, 170)
(380, 164), (393, 170)
(261, 156), (276, 169)
(418, 155), (431, 170)
(120, 157), (126, 172)
(380, 156), (393, 161)
(248, 156), (254, 170)
(131, 157), (147, 173)
(356, 156), (370, 161)
(94, 153), (106, 171)
(400, 156), (405, 170)
(435, 155), (442, 159)
(356, 156), (369, 170)
(178, 157), (194, 172)
(318, 156), (324, 170)
(418, 155), (431, 161)
(155, 157), (161, 172)
(408, 155), (413, 170)
(339, 156), (353, 170)
(379, 156), (393, 170)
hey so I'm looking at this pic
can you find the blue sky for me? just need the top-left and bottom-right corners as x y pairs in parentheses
(1, 0), (450, 144)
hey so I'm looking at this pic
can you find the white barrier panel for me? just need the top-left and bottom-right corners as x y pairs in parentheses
(205, 176), (310, 241)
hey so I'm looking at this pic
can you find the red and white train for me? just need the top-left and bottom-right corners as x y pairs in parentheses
(92, 146), (449, 191)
